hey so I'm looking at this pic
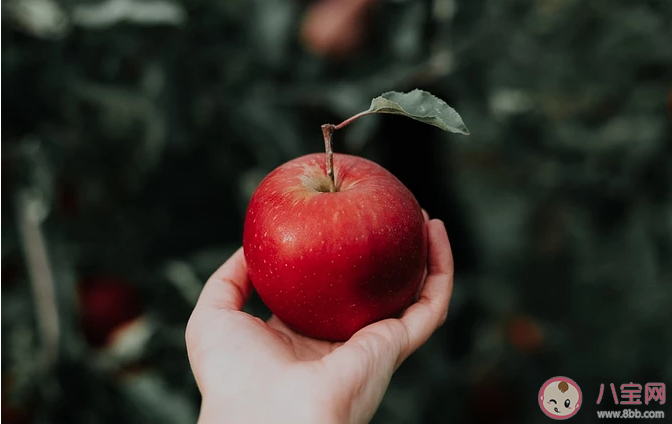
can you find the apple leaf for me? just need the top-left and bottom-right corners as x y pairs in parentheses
(367, 89), (470, 135)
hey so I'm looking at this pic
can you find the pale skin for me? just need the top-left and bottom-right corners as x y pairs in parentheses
(185, 212), (454, 424)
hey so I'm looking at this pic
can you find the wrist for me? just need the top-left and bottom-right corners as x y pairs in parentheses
(199, 394), (343, 424)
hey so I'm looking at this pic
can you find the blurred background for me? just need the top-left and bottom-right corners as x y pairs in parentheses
(2, 0), (671, 422)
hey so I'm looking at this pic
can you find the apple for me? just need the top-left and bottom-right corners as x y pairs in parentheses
(78, 276), (143, 348)
(243, 90), (468, 340)
(301, 0), (375, 59)
(506, 315), (544, 355)
(243, 152), (427, 341)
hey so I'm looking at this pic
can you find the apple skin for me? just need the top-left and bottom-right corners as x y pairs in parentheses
(243, 153), (427, 341)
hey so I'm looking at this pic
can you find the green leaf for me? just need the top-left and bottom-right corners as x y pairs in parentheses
(366, 89), (470, 135)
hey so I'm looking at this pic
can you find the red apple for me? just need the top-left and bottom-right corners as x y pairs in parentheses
(78, 276), (143, 348)
(301, 0), (372, 59)
(243, 153), (427, 341)
(506, 315), (544, 355)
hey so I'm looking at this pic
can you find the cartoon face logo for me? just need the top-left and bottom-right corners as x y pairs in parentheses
(539, 377), (582, 420)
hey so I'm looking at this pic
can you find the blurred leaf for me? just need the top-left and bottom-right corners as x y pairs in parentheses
(367, 90), (470, 135)
(72, 0), (186, 28)
(3, 0), (70, 39)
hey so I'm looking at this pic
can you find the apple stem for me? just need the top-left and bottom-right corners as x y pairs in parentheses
(321, 110), (373, 192)
(321, 124), (337, 192)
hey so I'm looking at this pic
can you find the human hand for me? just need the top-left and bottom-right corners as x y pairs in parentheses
(186, 213), (454, 424)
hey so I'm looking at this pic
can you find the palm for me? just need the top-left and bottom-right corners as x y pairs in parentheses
(218, 311), (343, 361)
(265, 315), (343, 360)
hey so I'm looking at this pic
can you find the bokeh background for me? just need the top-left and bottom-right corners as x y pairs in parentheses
(2, 0), (672, 422)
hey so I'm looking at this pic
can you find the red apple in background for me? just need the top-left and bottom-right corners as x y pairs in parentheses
(506, 315), (544, 355)
(301, 0), (376, 60)
(78, 276), (143, 348)
(243, 153), (427, 341)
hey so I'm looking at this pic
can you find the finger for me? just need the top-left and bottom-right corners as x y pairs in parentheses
(322, 318), (408, 410)
(397, 219), (453, 363)
(193, 247), (252, 313)
(416, 209), (430, 298)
